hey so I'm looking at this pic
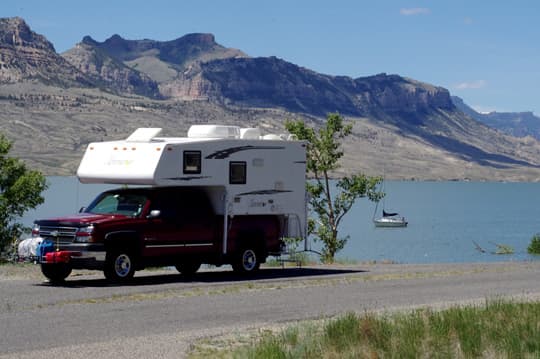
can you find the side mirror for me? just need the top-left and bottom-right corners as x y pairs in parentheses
(147, 210), (161, 219)
(79, 207), (86, 213)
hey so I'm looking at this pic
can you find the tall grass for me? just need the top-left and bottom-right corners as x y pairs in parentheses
(224, 300), (540, 358)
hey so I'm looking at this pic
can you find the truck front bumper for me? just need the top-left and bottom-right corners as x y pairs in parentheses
(41, 243), (106, 270)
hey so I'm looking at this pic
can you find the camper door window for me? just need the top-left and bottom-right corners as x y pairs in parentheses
(183, 151), (202, 174)
(229, 161), (247, 184)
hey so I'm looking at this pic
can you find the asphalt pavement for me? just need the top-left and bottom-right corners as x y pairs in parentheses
(1, 261), (540, 358)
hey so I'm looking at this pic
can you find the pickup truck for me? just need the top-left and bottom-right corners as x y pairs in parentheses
(34, 186), (282, 283)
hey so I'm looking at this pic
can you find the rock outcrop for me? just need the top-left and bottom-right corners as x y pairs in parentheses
(62, 41), (161, 99)
(65, 33), (247, 98)
(0, 17), (91, 86)
(196, 57), (455, 126)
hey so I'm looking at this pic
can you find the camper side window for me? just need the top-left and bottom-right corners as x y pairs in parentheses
(229, 161), (247, 184)
(183, 151), (201, 174)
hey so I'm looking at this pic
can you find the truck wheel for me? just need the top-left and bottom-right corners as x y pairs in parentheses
(104, 250), (136, 283)
(232, 248), (260, 274)
(41, 263), (72, 283)
(175, 261), (201, 276)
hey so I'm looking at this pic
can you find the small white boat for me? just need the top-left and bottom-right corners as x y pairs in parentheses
(373, 210), (408, 228)
(372, 177), (408, 228)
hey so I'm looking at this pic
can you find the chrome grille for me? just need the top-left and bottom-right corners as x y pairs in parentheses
(39, 226), (78, 244)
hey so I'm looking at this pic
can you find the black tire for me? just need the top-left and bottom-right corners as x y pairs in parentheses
(104, 250), (136, 283)
(41, 263), (72, 283)
(175, 261), (201, 276)
(232, 248), (260, 274)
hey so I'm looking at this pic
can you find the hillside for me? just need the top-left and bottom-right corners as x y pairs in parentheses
(2, 17), (540, 181)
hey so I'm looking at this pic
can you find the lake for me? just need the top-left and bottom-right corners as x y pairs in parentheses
(21, 177), (540, 264)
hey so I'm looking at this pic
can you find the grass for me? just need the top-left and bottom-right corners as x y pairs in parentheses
(265, 254), (316, 268)
(0, 262), (43, 280)
(190, 299), (540, 358)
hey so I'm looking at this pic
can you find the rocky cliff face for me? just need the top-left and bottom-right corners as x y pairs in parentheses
(65, 33), (247, 98)
(62, 41), (161, 98)
(0, 17), (53, 51)
(198, 56), (359, 114)
(196, 57), (455, 126)
(0, 17), (90, 86)
(350, 74), (454, 118)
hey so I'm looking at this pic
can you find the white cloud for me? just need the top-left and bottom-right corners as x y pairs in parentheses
(454, 80), (487, 90)
(400, 8), (430, 16)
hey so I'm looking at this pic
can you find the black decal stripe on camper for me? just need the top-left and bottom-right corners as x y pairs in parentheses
(164, 176), (211, 181)
(237, 189), (293, 196)
(205, 146), (285, 159)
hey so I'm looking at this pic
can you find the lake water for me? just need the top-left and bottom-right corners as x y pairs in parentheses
(21, 177), (540, 264)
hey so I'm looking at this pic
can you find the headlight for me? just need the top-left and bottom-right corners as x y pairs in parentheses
(74, 225), (94, 243)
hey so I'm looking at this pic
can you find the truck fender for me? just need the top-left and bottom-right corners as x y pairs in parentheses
(104, 231), (141, 254)
(234, 230), (266, 257)
(103, 231), (141, 280)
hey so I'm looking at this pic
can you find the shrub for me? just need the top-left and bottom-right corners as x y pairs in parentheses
(528, 234), (540, 254)
(0, 134), (48, 260)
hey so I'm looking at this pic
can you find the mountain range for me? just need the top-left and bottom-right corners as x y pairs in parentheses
(1, 16), (540, 181)
(452, 96), (540, 141)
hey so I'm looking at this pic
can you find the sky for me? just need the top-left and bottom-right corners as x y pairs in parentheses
(4, 0), (540, 115)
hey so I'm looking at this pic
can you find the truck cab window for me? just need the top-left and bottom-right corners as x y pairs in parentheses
(229, 161), (247, 184)
(183, 151), (201, 174)
(86, 193), (147, 217)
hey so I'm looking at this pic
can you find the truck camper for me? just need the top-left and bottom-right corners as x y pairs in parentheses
(33, 125), (307, 283)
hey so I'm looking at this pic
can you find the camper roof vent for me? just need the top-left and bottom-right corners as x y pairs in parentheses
(126, 128), (163, 142)
(187, 125), (241, 139)
(262, 133), (297, 141)
(240, 128), (261, 139)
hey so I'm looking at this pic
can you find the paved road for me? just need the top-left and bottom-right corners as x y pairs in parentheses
(1, 261), (540, 358)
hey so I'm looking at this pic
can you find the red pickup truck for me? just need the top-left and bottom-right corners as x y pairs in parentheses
(35, 186), (282, 283)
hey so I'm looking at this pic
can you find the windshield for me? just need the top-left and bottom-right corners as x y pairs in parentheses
(85, 192), (148, 217)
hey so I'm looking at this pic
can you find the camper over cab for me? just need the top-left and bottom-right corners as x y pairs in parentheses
(31, 125), (307, 283)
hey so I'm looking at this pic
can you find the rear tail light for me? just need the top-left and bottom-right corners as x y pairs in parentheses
(74, 225), (94, 243)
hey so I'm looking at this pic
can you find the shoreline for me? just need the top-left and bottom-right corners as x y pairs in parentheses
(42, 174), (540, 183)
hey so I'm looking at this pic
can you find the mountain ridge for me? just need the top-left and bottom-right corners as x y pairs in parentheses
(62, 41), (162, 98)
(2, 17), (540, 181)
(452, 96), (540, 141)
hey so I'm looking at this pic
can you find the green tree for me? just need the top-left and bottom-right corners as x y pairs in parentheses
(285, 113), (384, 262)
(0, 134), (48, 259)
